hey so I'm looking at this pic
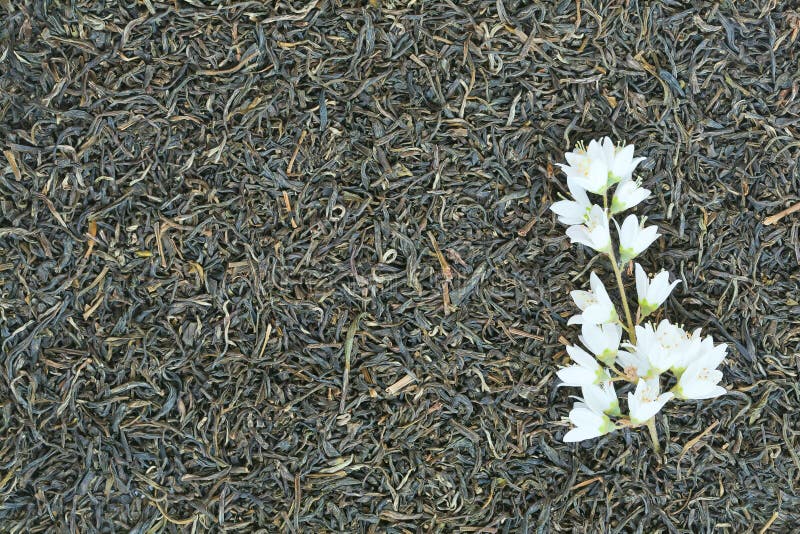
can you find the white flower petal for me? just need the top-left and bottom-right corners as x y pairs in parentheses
(618, 215), (660, 262)
(557, 366), (597, 387)
(635, 263), (648, 303)
(589, 272), (613, 306)
(571, 290), (595, 311)
(567, 177), (590, 204)
(582, 382), (619, 415)
(673, 338), (728, 399)
(563, 426), (602, 442)
(635, 320), (686, 374)
(569, 403), (600, 427)
(566, 225), (593, 248)
(551, 199), (588, 226)
(561, 141), (610, 193)
(636, 266), (680, 317)
(628, 378), (673, 424)
(566, 206), (611, 252)
(566, 345), (599, 369)
(580, 323), (622, 365)
(567, 314), (584, 325)
(581, 304), (614, 325)
(563, 402), (615, 443)
(611, 180), (650, 213)
(617, 349), (651, 380)
(558, 346), (604, 386)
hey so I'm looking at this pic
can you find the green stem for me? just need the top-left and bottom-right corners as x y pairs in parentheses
(616, 318), (631, 335)
(646, 417), (661, 453)
(602, 191), (636, 343)
(608, 249), (636, 345)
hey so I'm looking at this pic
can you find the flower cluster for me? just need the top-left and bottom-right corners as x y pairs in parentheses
(550, 137), (728, 448)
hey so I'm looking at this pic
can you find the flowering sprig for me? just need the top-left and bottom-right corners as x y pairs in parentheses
(551, 137), (728, 452)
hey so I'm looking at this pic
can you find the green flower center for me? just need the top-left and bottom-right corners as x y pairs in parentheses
(599, 415), (616, 434)
(594, 368), (607, 384)
(610, 195), (625, 214)
(619, 246), (637, 263)
(598, 348), (617, 367)
(639, 298), (658, 318)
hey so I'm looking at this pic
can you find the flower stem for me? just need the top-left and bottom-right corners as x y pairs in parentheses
(603, 192), (636, 344)
(608, 249), (637, 345)
(646, 417), (661, 454)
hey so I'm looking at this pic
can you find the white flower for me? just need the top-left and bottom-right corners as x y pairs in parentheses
(611, 179), (650, 214)
(617, 214), (659, 263)
(580, 322), (622, 366)
(669, 327), (703, 375)
(566, 205), (611, 253)
(563, 401), (616, 442)
(559, 139), (610, 194)
(617, 349), (652, 382)
(634, 263), (681, 318)
(633, 320), (688, 376)
(556, 345), (608, 387)
(672, 337), (727, 400)
(582, 381), (621, 416)
(550, 178), (592, 226)
(601, 137), (645, 184)
(628, 378), (673, 425)
(568, 272), (618, 325)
